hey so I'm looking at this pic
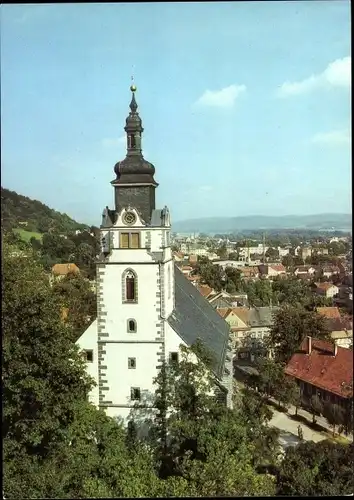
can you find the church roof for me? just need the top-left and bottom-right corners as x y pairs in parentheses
(168, 266), (230, 380)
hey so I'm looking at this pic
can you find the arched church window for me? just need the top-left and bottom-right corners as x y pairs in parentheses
(123, 269), (138, 303)
(127, 319), (137, 333)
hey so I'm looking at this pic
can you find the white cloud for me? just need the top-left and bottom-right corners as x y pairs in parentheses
(311, 129), (351, 147)
(277, 56), (351, 98)
(199, 185), (213, 192)
(194, 84), (246, 108)
(101, 136), (126, 148)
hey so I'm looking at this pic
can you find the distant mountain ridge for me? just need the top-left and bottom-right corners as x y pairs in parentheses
(172, 213), (352, 234)
(1, 187), (88, 234)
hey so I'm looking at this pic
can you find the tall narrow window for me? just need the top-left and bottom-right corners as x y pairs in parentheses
(169, 352), (179, 364)
(120, 233), (140, 249)
(129, 134), (136, 148)
(128, 357), (136, 369)
(120, 233), (129, 248)
(127, 319), (137, 332)
(130, 233), (140, 249)
(126, 273), (135, 301)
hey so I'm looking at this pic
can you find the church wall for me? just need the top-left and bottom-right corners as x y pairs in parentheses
(101, 342), (160, 408)
(164, 322), (187, 360)
(76, 319), (99, 406)
(97, 262), (160, 342)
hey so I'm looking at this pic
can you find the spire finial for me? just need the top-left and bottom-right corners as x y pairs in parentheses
(130, 72), (137, 93)
(129, 74), (138, 111)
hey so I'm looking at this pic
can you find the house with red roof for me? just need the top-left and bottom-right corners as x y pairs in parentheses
(258, 263), (286, 278)
(285, 336), (353, 411)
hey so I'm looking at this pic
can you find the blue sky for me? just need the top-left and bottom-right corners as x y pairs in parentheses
(1, 2), (351, 225)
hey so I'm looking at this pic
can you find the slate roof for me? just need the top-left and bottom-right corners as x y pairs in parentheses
(168, 266), (230, 379)
(248, 306), (279, 327)
(285, 337), (353, 398)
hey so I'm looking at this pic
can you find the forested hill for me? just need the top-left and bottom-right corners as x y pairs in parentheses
(1, 187), (88, 234)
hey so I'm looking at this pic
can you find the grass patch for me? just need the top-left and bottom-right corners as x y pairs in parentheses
(326, 434), (351, 444)
(13, 228), (43, 242)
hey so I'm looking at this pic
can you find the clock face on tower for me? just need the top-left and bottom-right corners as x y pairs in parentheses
(123, 211), (137, 226)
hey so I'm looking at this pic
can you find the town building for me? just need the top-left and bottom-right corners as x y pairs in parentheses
(258, 263), (286, 278)
(77, 86), (233, 423)
(285, 336), (353, 411)
(321, 265), (341, 279)
(218, 306), (279, 359)
(299, 246), (312, 260)
(314, 282), (339, 298)
(294, 265), (316, 276)
(316, 307), (353, 349)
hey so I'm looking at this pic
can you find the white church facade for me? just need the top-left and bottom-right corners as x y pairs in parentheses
(77, 85), (233, 423)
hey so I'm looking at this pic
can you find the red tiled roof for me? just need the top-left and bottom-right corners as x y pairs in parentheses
(216, 307), (232, 319)
(270, 264), (286, 272)
(315, 282), (338, 291)
(285, 337), (353, 398)
(196, 284), (213, 298)
(316, 307), (341, 320)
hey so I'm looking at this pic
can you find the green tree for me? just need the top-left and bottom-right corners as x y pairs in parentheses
(276, 440), (354, 496)
(266, 305), (330, 363)
(150, 342), (278, 496)
(310, 394), (324, 424)
(224, 266), (242, 293)
(2, 244), (94, 497)
(194, 258), (224, 291)
(52, 272), (97, 340)
(265, 247), (279, 260)
(323, 402), (346, 437)
(271, 276), (312, 307)
(216, 242), (228, 259)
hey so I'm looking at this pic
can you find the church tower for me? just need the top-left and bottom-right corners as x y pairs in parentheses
(111, 84), (158, 224)
(94, 85), (175, 421)
(78, 85), (233, 423)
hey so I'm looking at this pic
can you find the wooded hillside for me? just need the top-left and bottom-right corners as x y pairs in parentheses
(1, 187), (88, 234)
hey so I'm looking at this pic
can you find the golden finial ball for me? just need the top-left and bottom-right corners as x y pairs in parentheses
(130, 84), (137, 92)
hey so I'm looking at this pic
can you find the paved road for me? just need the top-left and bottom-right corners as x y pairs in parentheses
(270, 407), (327, 449)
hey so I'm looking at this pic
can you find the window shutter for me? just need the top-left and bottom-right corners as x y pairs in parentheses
(130, 233), (140, 249)
(120, 233), (129, 248)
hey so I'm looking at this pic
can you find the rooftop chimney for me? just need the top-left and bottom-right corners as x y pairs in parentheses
(334, 342), (338, 357)
(307, 335), (312, 355)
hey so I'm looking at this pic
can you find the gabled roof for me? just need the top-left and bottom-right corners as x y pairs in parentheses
(285, 337), (353, 398)
(216, 307), (232, 319)
(168, 267), (230, 380)
(231, 307), (250, 325)
(52, 263), (80, 276)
